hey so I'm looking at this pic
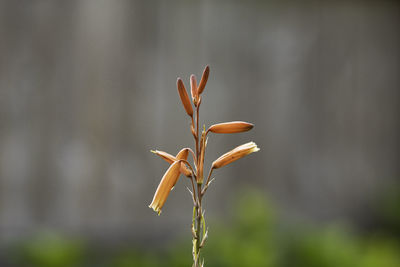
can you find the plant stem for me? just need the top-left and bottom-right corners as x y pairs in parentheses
(196, 105), (200, 159)
(202, 168), (214, 196)
(190, 177), (197, 202)
(192, 101), (205, 267)
(193, 184), (203, 267)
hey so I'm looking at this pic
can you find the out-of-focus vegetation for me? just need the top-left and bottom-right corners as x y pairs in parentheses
(4, 188), (400, 267)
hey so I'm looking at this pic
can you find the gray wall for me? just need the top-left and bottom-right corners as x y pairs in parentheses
(0, 0), (399, 244)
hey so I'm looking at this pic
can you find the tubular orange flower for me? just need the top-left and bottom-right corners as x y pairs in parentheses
(190, 74), (199, 106)
(149, 161), (182, 215)
(208, 121), (254, 134)
(212, 142), (260, 169)
(198, 65), (209, 95)
(151, 149), (192, 177)
(177, 78), (193, 117)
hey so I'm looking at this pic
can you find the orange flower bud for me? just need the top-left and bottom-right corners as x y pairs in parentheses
(177, 78), (193, 117)
(212, 142), (259, 169)
(208, 121), (254, 134)
(190, 74), (199, 106)
(149, 161), (182, 215)
(198, 65), (209, 95)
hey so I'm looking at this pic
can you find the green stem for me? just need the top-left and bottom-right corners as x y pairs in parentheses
(193, 183), (204, 267)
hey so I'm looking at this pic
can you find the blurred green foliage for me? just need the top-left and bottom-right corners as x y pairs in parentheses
(376, 185), (400, 238)
(9, 233), (85, 267)
(5, 188), (400, 267)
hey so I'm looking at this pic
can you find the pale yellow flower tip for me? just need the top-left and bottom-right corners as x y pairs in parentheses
(149, 161), (182, 215)
(148, 203), (162, 216)
(212, 142), (260, 169)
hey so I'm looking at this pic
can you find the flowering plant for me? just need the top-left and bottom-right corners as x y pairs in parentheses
(149, 66), (259, 266)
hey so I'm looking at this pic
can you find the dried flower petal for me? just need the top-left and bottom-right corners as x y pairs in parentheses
(198, 65), (209, 95)
(149, 161), (182, 215)
(177, 78), (193, 117)
(212, 142), (259, 169)
(208, 121), (254, 134)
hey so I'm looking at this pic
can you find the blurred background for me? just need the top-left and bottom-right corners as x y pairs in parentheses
(0, 1), (399, 266)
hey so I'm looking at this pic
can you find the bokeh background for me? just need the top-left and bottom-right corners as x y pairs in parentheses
(1, 1), (399, 266)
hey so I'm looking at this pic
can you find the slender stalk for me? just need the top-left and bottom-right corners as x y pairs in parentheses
(180, 159), (196, 177)
(196, 105), (200, 159)
(188, 148), (197, 168)
(192, 100), (205, 267)
(190, 176), (197, 203)
(193, 184), (204, 267)
(201, 167), (214, 196)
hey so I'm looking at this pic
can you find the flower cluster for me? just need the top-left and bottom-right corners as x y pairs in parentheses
(148, 65), (259, 266)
